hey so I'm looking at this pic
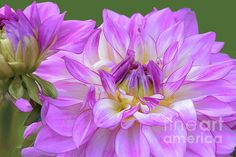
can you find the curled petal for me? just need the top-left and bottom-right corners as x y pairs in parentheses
(64, 57), (100, 85)
(93, 99), (124, 128)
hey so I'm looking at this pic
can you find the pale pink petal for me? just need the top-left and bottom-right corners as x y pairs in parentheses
(212, 124), (236, 156)
(116, 124), (150, 157)
(170, 99), (197, 124)
(134, 106), (178, 126)
(186, 122), (215, 157)
(194, 96), (235, 117)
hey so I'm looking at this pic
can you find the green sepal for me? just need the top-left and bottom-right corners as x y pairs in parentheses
(31, 74), (58, 99)
(22, 75), (41, 104)
(8, 77), (24, 99)
(24, 103), (41, 126)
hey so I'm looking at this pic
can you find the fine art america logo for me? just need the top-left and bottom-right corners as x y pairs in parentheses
(163, 118), (224, 144)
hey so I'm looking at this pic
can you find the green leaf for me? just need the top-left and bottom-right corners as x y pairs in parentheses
(22, 75), (41, 104)
(8, 77), (24, 99)
(30, 74), (58, 99)
(24, 103), (41, 126)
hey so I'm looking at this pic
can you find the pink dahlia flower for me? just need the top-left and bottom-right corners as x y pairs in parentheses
(0, 2), (95, 111)
(23, 8), (236, 157)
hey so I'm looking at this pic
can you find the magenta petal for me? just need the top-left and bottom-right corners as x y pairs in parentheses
(38, 13), (64, 52)
(93, 99), (123, 128)
(73, 110), (97, 147)
(116, 124), (150, 157)
(142, 120), (187, 157)
(22, 147), (55, 157)
(99, 70), (117, 97)
(24, 2), (60, 23)
(64, 57), (100, 85)
(35, 57), (72, 83)
(83, 29), (101, 65)
(45, 104), (81, 137)
(57, 148), (85, 157)
(187, 60), (234, 81)
(144, 8), (174, 40)
(86, 128), (117, 157)
(174, 8), (198, 37)
(35, 126), (76, 153)
(156, 22), (184, 58)
(24, 122), (42, 139)
(147, 60), (163, 93)
(176, 80), (236, 101)
(15, 98), (33, 112)
(103, 9), (130, 58)
(53, 20), (96, 53)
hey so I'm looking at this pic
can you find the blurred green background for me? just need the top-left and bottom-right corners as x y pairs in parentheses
(0, 0), (236, 157)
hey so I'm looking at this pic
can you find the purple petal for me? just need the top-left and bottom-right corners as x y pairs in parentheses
(99, 70), (116, 97)
(24, 2), (60, 23)
(83, 29), (101, 65)
(24, 122), (42, 139)
(174, 8), (198, 37)
(187, 60), (234, 81)
(147, 61), (163, 93)
(176, 80), (236, 102)
(45, 104), (81, 137)
(103, 9), (130, 58)
(38, 13), (64, 52)
(53, 20), (96, 53)
(64, 57), (100, 85)
(73, 110), (96, 148)
(156, 22), (184, 58)
(15, 98), (33, 112)
(144, 8), (175, 40)
(22, 147), (55, 157)
(35, 126), (76, 153)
